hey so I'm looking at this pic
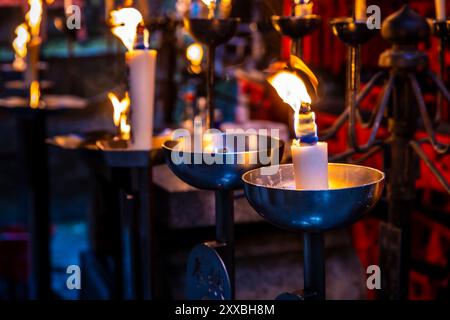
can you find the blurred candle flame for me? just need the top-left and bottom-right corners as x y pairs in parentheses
(26, 0), (43, 39)
(12, 23), (30, 71)
(110, 7), (144, 52)
(29, 80), (40, 109)
(108, 92), (131, 140)
(202, 0), (216, 19)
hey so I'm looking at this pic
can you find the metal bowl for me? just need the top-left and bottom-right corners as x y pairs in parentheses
(330, 17), (378, 46)
(184, 18), (240, 46)
(243, 163), (384, 232)
(163, 133), (284, 190)
(272, 15), (321, 39)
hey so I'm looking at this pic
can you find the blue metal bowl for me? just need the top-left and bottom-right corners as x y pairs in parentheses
(243, 163), (384, 232)
(163, 133), (285, 190)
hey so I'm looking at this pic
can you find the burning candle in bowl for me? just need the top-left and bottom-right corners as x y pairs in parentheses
(110, 7), (157, 150)
(269, 70), (328, 190)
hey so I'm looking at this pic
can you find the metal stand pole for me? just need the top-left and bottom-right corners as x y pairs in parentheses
(303, 232), (325, 300)
(379, 73), (417, 300)
(215, 190), (235, 299)
(206, 45), (216, 129)
(291, 38), (303, 59)
(25, 111), (51, 299)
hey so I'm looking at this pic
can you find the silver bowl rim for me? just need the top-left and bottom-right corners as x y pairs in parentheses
(162, 132), (285, 156)
(242, 163), (385, 192)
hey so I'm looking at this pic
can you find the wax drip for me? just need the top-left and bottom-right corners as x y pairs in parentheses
(295, 102), (318, 145)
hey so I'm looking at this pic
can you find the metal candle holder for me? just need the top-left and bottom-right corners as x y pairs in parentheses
(243, 163), (384, 300)
(163, 133), (284, 299)
(48, 133), (161, 299)
(184, 18), (239, 129)
(272, 15), (321, 58)
(324, 5), (450, 299)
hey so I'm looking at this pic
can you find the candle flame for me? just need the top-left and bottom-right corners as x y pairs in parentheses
(108, 92), (131, 140)
(202, 0), (216, 19)
(110, 7), (144, 52)
(12, 23), (31, 71)
(186, 43), (203, 66)
(29, 80), (41, 109)
(269, 71), (317, 142)
(26, 0), (43, 38)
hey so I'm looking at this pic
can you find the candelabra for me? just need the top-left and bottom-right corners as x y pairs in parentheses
(324, 5), (450, 299)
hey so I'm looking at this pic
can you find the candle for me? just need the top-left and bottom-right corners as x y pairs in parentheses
(127, 48), (157, 150)
(291, 141), (328, 190)
(355, 0), (366, 22)
(294, 0), (313, 18)
(435, 0), (446, 21)
(110, 8), (157, 150)
(269, 70), (328, 190)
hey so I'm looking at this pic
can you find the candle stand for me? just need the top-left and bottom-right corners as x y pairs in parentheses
(184, 17), (239, 129)
(272, 14), (321, 58)
(323, 5), (450, 299)
(242, 163), (384, 300)
(163, 133), (284, 299)
(48, 133), (161, 299)
(0, 99), (87, 299)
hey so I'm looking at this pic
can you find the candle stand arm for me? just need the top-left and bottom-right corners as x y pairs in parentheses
(410, 140), (450, 194)
(409, 74), (449, 154)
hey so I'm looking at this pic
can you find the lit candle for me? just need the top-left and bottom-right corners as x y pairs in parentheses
(435, 0), (446, 21)
(354, 0), (366, 22)
(294, 0), (313, 18)
(202, 0), (216, 19)
(269, 71), (328, 190)
(110, 8), (157, 150)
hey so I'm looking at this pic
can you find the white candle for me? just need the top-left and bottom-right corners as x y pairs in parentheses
(294, 0), (313, 17)
(435, 0), (446, 21)
(126, 49), (157, 150)
(355, 0), (366, 22)
(291, 141), (328, 190)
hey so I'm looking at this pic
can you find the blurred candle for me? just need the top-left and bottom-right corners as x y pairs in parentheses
(355, 0), (366, 22)
(435, 0), (446, 21)
(110, 8), (157, 150)
(294, 0), (313, 17)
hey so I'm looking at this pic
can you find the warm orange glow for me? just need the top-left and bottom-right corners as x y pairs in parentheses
(108, 92), (131, 140)
(26, 0), (43, 38)
(12, 23), (31, 71)
(269, 71), (312, 138)
(29, 80), (40, 109)
(202, 0), (216, 19)
(120, 116), (131, 140)
(186, 43), (203, 66)
(110, 7), (144, 52)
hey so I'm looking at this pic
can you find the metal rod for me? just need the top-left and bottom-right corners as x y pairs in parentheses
(215, 189), (235, 299)
(347, 45), (361, 150)
(428, 70), (450, 110)
(410, 140), (450, 194)
(303, 232), (325, 300)
(26, 111), (51, 299)
(436, 37), (445, 123)
(409, 74), (449, 154)
(206, 45), (216, 129)
(291, 38), (303, 59)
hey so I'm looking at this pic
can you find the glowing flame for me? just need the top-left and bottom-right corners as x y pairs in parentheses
(269, 71), (315, 141)
(108, 92), (131, 140)
(110, 7), (144, 52)
(12, 23), (31, 71)
(187, 43), (203, 66)
(202, 0), (216, 19)
(29, 80), (41, 109)
(26, 0), (43, 38)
